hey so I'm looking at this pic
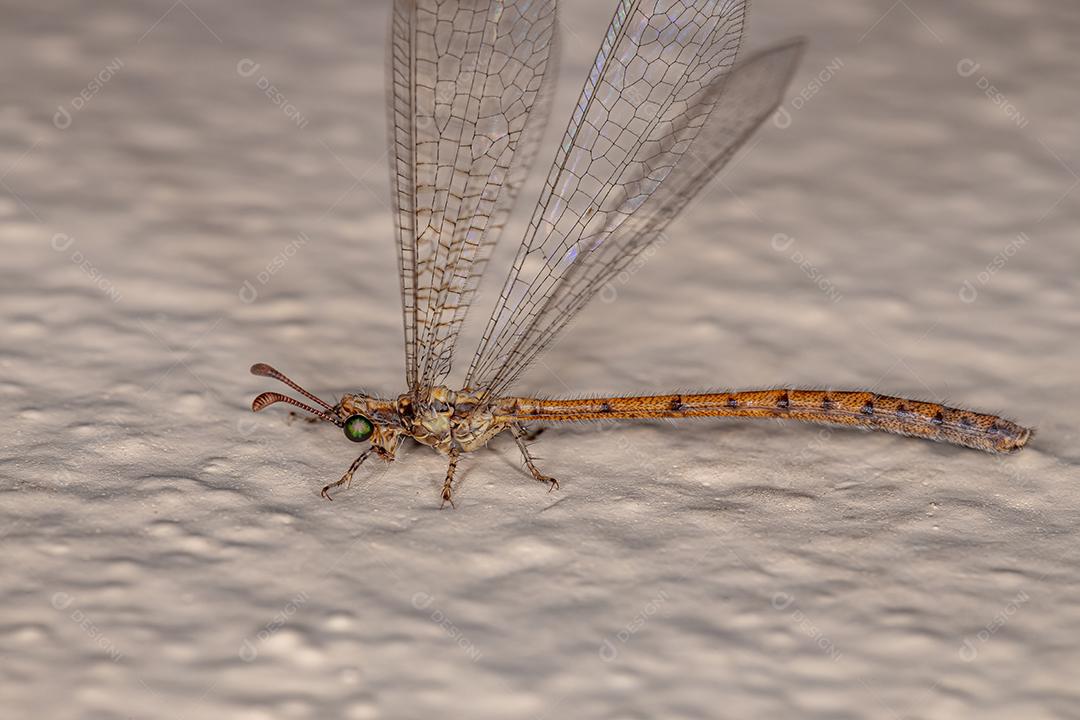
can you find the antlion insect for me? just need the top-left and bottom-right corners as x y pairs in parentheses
(251, 0), (1031, 508)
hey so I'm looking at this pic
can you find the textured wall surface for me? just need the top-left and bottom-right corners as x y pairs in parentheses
(2, 1), (1078, 718)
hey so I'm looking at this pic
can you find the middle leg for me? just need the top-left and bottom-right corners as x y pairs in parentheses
(440, 448), (460, 509)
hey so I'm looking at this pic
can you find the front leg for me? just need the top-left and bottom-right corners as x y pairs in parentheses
(321, 449), (374, 501)
(320, 438), (400, 501)
(440, 448), (460, 509)
(511, 423), (559, 492)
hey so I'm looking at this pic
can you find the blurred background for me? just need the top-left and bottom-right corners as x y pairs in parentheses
(2, 1), (1078, 718)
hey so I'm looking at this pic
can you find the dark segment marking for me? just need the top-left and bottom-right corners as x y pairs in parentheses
(989, 422), (1001, 434)
(896, 404), (909, 417)
(777, 392), (790, 410)
(931, 411), (945, 426)
(861, 400), (874, 416)
(821, 396), (834, 411)
(727, 397), (738, 408)
(958, 416), (974, 429)
(600, 401), (613, 413)
(670, 396), (684, 411)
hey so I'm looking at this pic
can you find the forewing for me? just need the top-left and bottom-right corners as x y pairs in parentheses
(388, 0), (421, 391)
(387, 0), (557, 394)
(467, 32), (806, 397)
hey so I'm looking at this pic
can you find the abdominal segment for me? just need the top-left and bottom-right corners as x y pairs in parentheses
(496, 389), (1031, 454)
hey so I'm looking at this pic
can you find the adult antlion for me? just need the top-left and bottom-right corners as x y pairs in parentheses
(251, 0), (1030, 507)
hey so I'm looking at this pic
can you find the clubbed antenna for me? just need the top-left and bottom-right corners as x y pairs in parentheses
(250, 363), (335, 410)
(251, 391), (342, 426)
(250, 364), (341, 426)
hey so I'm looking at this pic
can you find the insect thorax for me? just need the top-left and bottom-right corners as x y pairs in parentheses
(339, 386), (504, 455)
(407, 386), (505, 454)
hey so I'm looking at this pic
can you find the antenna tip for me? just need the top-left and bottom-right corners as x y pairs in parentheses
(250, 363), (274, 377)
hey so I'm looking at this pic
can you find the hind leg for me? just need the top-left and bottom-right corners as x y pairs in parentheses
(511, 423), (559, 492)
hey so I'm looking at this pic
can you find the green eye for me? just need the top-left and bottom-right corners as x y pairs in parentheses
(343, 414), (374, 443)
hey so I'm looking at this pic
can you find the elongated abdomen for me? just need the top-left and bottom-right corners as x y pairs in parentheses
(497, 389), (1031, 454)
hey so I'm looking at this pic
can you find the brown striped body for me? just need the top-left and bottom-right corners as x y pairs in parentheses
(254, 364), (1033, 505)
(494, 389), (1031, 454)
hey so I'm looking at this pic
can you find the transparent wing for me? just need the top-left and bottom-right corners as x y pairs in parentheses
(387, 0), (557, 394)
(467, 31), (806, 398)
(417, 9), (560, 389)
(467, 0), (764, 397)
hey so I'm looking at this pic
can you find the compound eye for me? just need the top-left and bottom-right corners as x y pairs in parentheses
(343, 414), (374, 443)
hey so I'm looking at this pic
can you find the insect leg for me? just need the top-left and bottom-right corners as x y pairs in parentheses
(321, 448), (374, 501)
(440, 448), (460, 509)
(511, 423), (559, 492)
(518, 425), (546, 442)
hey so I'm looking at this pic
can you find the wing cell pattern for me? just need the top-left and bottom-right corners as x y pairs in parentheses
(471, 37), (807, 397)
(467, 0), (764, 397)
(388, 0), (557, 393)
